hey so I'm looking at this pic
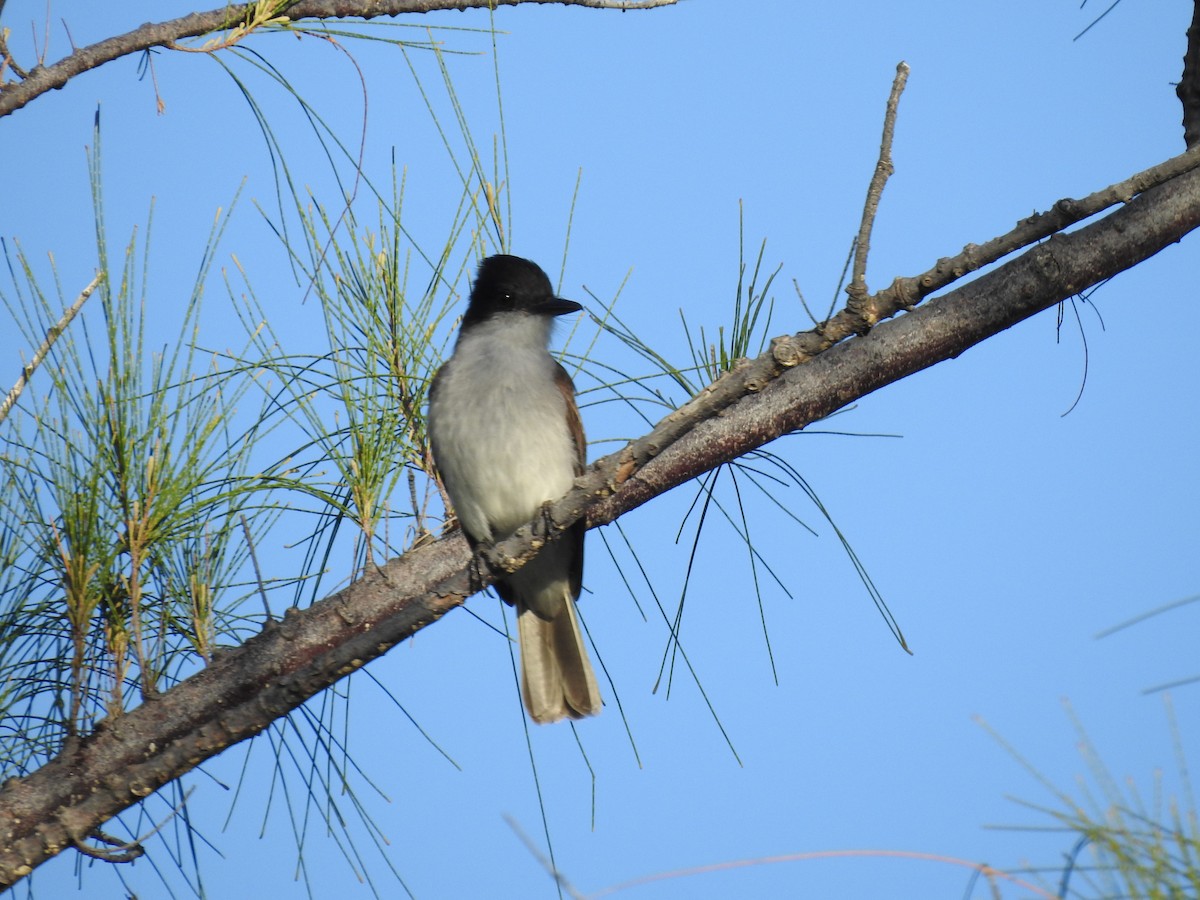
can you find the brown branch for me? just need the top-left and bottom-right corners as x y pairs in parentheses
(1179, 0), (1200, 146)
(0, 0), (677, 120)
(4, 149), (1200, 887)
(846, 61), (909, 317)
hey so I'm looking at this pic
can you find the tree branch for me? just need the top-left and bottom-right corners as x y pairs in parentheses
(589, 168), (1200, 524)
(1179, 0), (1200, 146)
(3, 148), (1200, 887)
(0, 0), (677, 120)
(846, 61), (909, 315)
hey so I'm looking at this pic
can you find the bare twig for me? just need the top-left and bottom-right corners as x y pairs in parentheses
(502, 814), (587, 900)
(240, 514), (273, 622)
(0, 271), (101, 426)
(587, 848), (1057, 900)
(0, 27), (29, 80)
(72, 831), (145, 864)
(846, 61), (909, 320)
(72, 786), (196, 863)
(845, 141), (1200, 335)
(0, 0), (679, 120)
(1074, 0), (1124, 42)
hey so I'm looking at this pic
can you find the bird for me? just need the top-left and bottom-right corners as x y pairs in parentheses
(427, 254), (602, 724)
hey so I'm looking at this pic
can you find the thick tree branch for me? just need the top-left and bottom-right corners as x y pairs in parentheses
(0, 0), (677, 120)
(3, 149), (1200, 887)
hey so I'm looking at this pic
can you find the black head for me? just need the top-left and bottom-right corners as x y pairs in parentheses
(462, 255), (582, 328)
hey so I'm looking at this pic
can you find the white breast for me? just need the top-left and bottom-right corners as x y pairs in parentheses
(429, 314), (579, 543)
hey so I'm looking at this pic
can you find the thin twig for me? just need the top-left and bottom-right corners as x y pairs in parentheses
(843, 140), (1200, 338)
(72, 830), (145, 864)
(240, 514), (273, 621)
(847, 61), (909, 319)
(1074, 0), (1123, 42)
(587, 848), (1057, 900)
(502, 814), (587, 900)
(0, 271), (101, 426)
(72, 786), (196, 863)
(0, 26), (29, 80)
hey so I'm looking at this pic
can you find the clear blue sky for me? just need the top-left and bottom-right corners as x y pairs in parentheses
(3, 2), (1198, 898)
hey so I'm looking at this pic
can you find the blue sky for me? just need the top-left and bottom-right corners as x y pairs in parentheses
(3, 2), (1199, 898)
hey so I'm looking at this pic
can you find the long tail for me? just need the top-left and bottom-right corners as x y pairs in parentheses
(517, 596), (602, 724)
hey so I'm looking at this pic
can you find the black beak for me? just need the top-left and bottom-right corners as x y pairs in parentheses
(537, 296), (583, 317)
